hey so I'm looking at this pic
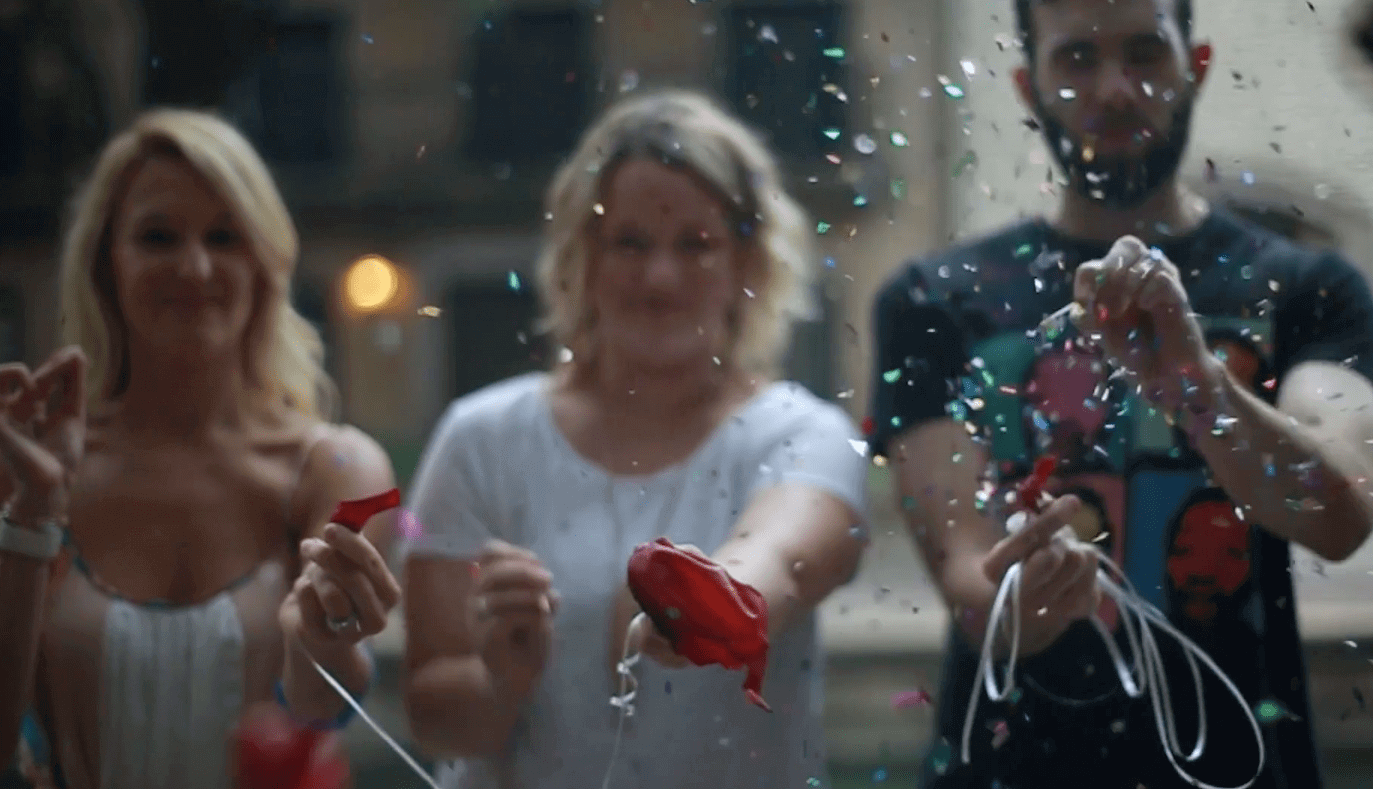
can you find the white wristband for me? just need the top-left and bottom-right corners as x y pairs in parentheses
(0, 510), (65, 560)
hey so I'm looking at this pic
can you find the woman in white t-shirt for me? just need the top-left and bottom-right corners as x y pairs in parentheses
(401, 90), (869, 789)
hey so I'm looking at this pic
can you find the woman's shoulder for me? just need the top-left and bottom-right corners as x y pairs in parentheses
(249, 408), (393, 495)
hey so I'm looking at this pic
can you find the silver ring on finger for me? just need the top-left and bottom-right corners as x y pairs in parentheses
(326, 613), (359, 633)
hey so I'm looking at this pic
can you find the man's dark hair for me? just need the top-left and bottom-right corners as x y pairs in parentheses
(1014, 0), (1194, 63)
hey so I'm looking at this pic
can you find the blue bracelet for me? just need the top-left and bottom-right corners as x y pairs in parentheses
(274, 643), (378, 731)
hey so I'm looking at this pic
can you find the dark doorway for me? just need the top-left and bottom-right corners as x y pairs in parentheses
(0, 284), (23, 364)
(291, 279), (335, 377)
(783, 288), (837, 400)
(722, 0), (847, 163)
(446, 281), (549, 400)
(463, 6), (593, 166)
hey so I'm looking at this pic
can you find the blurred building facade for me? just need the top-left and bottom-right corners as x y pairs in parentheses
(3, 0), (1373, 483)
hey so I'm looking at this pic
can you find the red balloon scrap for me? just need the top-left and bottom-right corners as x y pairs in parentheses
(626, 537), (773, 712)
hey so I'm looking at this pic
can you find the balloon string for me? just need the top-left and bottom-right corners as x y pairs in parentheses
(305, 653), (444, 789)
(601, 612), (646, 789)
(961, 549), (1265, 789)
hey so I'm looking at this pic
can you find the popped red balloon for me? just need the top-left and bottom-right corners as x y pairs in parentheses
(330, 488), (401, 533)
(626, 537), (772, 712)
(1015, 455), (1058, 514)
(233, 703), (349, 789)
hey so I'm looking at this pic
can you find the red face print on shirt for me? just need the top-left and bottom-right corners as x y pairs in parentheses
(1022, 343), (1111, 465)
(1212, 339), (1261, 389)
(1166, 497), (1252, 624)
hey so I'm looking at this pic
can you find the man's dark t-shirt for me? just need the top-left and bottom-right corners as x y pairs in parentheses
(868, 208), (1373, 789)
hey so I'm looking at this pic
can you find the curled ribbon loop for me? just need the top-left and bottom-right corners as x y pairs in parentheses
(961, 459), (1264, 789)
(601, 539), (774, 787)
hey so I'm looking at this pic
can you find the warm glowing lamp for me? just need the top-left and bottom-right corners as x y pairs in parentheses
(345, 255), (399, 311)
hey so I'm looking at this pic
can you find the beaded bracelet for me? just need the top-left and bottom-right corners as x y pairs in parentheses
(273, 642), (378, 731)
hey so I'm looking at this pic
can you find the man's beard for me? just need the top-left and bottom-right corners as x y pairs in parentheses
(1031, 85), (1196, 210)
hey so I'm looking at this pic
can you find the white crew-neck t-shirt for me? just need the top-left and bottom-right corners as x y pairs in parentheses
(403, 372), (869, 789)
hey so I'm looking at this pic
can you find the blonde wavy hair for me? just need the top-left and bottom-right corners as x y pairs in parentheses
(535, 89), (818, 376)
(58, 108), (337, 421)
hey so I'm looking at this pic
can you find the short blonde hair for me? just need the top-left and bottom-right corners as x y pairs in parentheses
(535, 90), (818, 376)
(58, 108), (337, 420)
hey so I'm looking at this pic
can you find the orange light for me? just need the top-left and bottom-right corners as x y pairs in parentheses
(345, 255), (399, 311)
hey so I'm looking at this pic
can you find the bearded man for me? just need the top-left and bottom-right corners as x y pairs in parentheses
(868, 1), (1373, 787)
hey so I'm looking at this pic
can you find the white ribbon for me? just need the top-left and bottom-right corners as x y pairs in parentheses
(306, 655), (444, 789)
(962, 547), (1265, 789)
(601, 612), (647, 789)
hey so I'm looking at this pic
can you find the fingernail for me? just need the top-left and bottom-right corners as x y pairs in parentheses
(324, 523), (340, 538)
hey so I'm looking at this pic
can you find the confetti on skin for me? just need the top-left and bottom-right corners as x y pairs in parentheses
(891, 689), (932, 709)
(817, 221), (831, 234)
(854, 134), (877, 154)
(883, 369), (902, 383)
(890, 131), (909, 147)
(508, 271), (522, 291)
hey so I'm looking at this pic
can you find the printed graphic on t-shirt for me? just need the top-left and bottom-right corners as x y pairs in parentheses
(964, 314), (1274, 644)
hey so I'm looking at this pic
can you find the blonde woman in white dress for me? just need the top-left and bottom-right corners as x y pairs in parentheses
(1, 109), (401, 789)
